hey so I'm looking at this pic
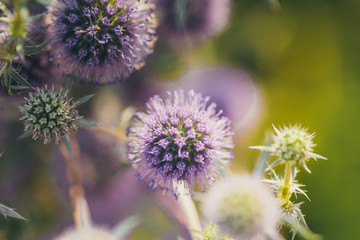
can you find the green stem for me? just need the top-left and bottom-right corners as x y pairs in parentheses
(280, 162), (292, 202)
(178, 194), (202, 239)
(176, 182), (202, 239)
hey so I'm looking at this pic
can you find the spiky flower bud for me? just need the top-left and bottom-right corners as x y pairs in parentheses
(251, 125), (326, 172)
(200, 224), (233, 240)
(54, 227), (118, 240)
(19, 86), (80, 144)
(202, 175), (280, 240)
(48, 0), (157, 85)
(127, 90), (234, 197)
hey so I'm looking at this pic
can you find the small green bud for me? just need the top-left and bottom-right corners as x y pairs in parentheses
(19, 86), (81, 144)
(251, 124), (326, 172)
(199, 224), (233, 240)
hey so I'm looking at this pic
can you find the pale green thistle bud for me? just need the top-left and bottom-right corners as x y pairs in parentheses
(251, 124), (326, 172)
(202, 175), (281, 240)
(199, 224), (233, 240)
(19, 86), (81, 144)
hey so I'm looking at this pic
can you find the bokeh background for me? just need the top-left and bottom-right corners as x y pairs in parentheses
(0, 0), (358, 239)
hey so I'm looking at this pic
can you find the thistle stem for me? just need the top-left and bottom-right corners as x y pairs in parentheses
(176, 182), (202, 239)
(94, 126), (127, 143)
(178, 194), (202, 239)
(280, 162), (292, 202)
(60, 137), (92, 228)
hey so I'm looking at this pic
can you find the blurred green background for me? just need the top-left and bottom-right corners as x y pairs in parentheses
(0, 0), (359, 239)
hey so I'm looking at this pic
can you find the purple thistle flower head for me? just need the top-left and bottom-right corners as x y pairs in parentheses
(156, 0), (231, 50)
(48, 0), (158, 85)
(127, 90), (234, 198)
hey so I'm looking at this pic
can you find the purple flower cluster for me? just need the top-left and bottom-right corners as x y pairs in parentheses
(127, 90), (234, 197)
(48, 0), (157, 85)
(156, 0), (231, 49)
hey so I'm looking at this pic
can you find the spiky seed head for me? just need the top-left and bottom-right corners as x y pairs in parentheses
(272, 125), (326, 171)
(250, 124), (326, 172)
(19, 86), (80, 144)
(127, 90), (234, 198)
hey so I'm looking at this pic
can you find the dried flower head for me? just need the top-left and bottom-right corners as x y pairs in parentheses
(54, 227), (118, 240)
(127, 90), (234, 197)
(19, 86), (80, 144)
(48, 0), (157, 85)
(156, 0), (231, 49)
(251, 125), (326, 172)
(202, 175), (280, 240)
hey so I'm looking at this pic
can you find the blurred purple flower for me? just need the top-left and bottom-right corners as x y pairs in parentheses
(167, 67), (262, 135)
(156, 0), (231, 49)
(48, 0), (157, 85)
(127, 90), (234, 198)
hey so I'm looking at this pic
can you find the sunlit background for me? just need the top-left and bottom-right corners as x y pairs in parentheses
(0, 0), (358, 239)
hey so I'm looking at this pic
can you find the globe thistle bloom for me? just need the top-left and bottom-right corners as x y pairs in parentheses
(53, 227), (118, 240)
(19, 86), (80, 144)
(156, 0), (231, 49)
(48, 0), (157, 85)
(201, 175), (281, 240)
(251, 125), (326, 172)
(127, 90), (234, 197)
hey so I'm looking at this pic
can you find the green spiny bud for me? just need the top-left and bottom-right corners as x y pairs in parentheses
(199, 224), (233, 240)
(19, 86), (81, 144)
(251, 124), (326, 172)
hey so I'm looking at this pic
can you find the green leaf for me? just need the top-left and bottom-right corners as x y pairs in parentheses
(291, 165), (296, 180)
(75, 94), (95, 106)
(65, 75), (73, 91)
(78, 119), (98, 127)
(15, 38), (25, 60)
(9, 85), (32, 94)
(23, 40), (48, 56)
(0, 48), (11, 61)
(268, 166), (280, 181)
(265, 158), (282, 171)
(18, 131), (32, 140)
(64, 136), (73, 159)
(0, 203), (27, 220)
(1, 72), (11, 90)
(253, 132), (272, 178)
(0, 60), (8, 78)
(8, 67), (33, 89)
(284, 217), (321, 240)
(26, 13), (44, 22)
(0, 2), (12, 18)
